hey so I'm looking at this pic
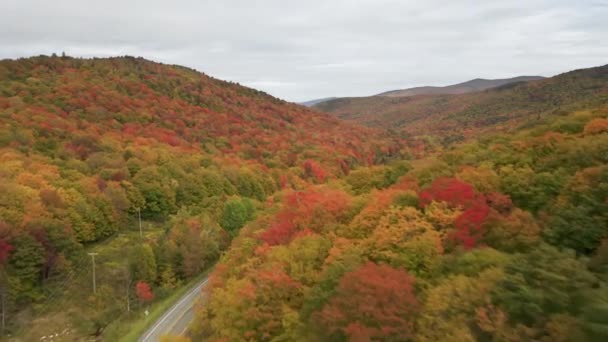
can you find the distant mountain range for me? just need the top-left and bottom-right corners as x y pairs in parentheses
(377, 76), (546, 97)
(300, 97), (338, 107)
(313, 65), (608, 138)
(302, 76), (546, 106)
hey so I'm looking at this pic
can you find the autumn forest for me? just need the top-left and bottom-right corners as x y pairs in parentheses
(0, 55), (607, 341)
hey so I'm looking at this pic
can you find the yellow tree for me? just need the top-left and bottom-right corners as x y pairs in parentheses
(365, 206), (442, 278)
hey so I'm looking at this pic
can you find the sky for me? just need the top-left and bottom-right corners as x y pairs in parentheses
(1, 0), (607, 102)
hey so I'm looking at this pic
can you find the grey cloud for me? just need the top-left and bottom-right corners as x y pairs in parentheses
(0, 0), (606, 101)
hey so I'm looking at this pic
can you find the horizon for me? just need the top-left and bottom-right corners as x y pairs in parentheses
(2, 2), (608, 341)
(4, 53), (604, 103)
(2, 0), (607, 102)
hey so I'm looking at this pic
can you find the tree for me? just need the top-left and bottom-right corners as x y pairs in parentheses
(483, 208), (541, 252)
(419, 177), (477, 208)
(583, 118), (608, 135)
(579, 290), (608, 341)
(498, 167), (563, 213)
(492, 244), (597, 327)
(235, 169), (267, 200)
(365, 206), (443, 277)
(316, 262), (419, 341)
(7, 233), (45, 303)
(451, 200), (490, 250)
(200, 169), (228, 197)
(130, 244), (157, 283)
(219, 197), (255, 235)
(0, 239), (13, 265)
(258, 215), (297, 246)
(164, 214), (224, 278)
(417, 268), (505, 342)
(266, 234), (331, 286)
(259, 188), (352, 245)
(132, 166), (177, 220)
(207, 269), (303, 341)
(545, 205), (605, 254)
(456, 165), (500, 193)
(544, 166), (608, 254)
(423, 200), (462, 233)
(135, 281), (154, 303)
(303, 160), (327, 183)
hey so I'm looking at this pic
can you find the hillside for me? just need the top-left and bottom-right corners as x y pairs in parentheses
(1, 56), (607, 342)
(0, 55), (403, 339)
(377, 76), (545, 97)
(299, 97), (337, 107)
(315, 65), (608, 143)
(194, 85), (608, 341)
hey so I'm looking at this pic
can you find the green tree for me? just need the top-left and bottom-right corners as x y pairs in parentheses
(7, 234), (45, 303)
(492, 244), (597, 327)
(132, 166), (177, 220)
(130, 244), (157, 283)
(219, 197), (255, 235)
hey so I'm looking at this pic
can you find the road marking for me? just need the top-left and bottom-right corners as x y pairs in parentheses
(178, 320), (190, 336)
(166, 300), (193, 333)
(139, 278), (209, 342)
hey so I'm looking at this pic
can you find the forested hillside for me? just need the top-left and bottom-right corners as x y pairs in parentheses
(376, 76), (544, 97)
(0, 55), (402, 339)
(315, 65), (608, 146)
(1, 56), (607, 342)
(192, 65), (608, 341)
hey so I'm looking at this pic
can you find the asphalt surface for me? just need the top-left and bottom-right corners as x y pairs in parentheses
(139, 277), (209, 342)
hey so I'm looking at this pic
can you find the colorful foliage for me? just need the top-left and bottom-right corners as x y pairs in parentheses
(317, 262), (419, 341)
(135, 281), (154, 303)
(2, 56), (608, 342)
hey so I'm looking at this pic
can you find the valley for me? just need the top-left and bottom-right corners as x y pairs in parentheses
(0, 56), (606, 341)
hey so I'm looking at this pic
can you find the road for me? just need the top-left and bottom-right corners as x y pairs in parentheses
(139, 277), (209, 342)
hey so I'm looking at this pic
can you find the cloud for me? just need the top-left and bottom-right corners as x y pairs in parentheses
(1, 0), (606, 101)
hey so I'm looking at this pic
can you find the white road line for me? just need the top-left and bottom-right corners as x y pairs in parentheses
(178, 322), (190, 336)
(140, 278), (209, 342)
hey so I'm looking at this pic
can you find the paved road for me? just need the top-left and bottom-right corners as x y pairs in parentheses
(139, 277), (209, 342)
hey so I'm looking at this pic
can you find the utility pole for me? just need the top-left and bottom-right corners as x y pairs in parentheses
(88, 253), (98, 294)
(1, 274), (6, 336)
(1, 291), (5, 336)
(137, 207), (143, 238)
(125, 267), (132, 313)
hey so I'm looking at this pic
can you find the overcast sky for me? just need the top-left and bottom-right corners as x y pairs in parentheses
(1, 0), (607, 102)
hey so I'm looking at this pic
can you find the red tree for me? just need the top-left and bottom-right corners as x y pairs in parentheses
(419, 177), (477, 208)
(420, 178), (492, 249)
(303, 159), (327, 182)
(259, 189), (351, 246)
(258, 214), (298, 246)
(485, 192), (513, 214)
(0, 239), (13, 264)
(451, 200), (490, 249)
(317, 262), (419, 341)
(135, 281), (154, 303)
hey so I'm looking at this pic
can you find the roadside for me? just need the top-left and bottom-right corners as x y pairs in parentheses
(103, 266), (214, 342)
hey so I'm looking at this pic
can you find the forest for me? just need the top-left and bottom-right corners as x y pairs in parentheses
(193, 108), (608, 341)
(0, 56), (607, 341)
(0, 55), (402, 339)
(315, 65), (608, 147)
(193, 66), (608, 341)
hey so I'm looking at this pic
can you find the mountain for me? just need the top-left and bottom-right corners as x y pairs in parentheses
(299, 97), (338, 107)
(0, 55), (402, 339)
(301, 76), (544, 108)
(377, 76), (545, 97)
(315, 65), (608, 143)
(2, 56), (608, 342)
(193, 66), (608, 340)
